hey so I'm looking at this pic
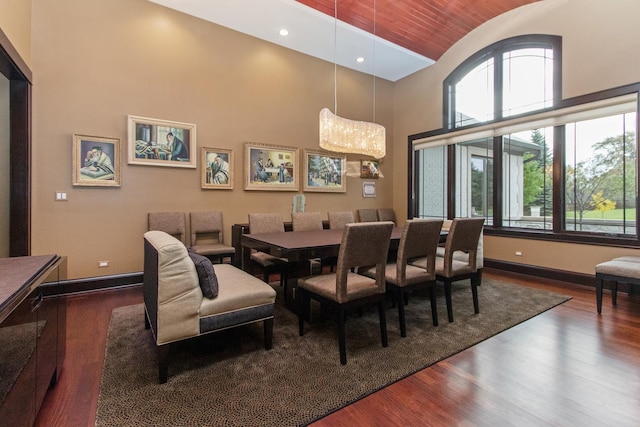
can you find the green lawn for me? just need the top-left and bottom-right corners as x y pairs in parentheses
(566, 208), (636, 220)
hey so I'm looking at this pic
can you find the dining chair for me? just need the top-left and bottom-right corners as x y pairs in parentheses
(357, 208), (378, 222)
(376, 208), (397, 224)
(291, 211), (324, 275)
(189, 211), (235, 264)
(148, 212), (187, 245)
(248, 213), (289, 288)
(327, 211), (355, 230)
(297, 221), (394, 365)
(360, 219), (443, 337)
(411, 218), (484, 322)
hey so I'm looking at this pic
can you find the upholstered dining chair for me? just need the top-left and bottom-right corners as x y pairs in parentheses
(411, 218), (484, 322)
(357, 208), (378, 222)
(327, 211), (355, 230)
(326, 211), (355, 271)
(248, 213), (289, 288)
(360, 219), (443, 337)
(297, 221), (394, 365)
(148, 212), (187, 245)
(189, 211), (235, 264)
(291, 211), (324, 275)
(377, 208), (397, 224)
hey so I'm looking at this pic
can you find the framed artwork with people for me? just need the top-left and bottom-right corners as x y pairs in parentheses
(72, 134), (121, 187)
(303, 149), (347, 193)
(201, 147), (233, 190)
(244, 142), (299, 191)
(127, 115), (196, 168)
(360, 159), (380, 179)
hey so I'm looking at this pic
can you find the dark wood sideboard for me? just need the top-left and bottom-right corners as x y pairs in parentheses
(0, 255), (67, 427)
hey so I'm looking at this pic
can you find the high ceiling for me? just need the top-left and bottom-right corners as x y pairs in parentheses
(149, 0), (540, 81)
(296, 0), (540, 60)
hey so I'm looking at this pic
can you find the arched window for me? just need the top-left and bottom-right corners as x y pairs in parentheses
(445, 35), (560, 129)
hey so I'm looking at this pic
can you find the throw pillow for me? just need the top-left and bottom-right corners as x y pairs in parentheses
(188, 249), (218, 298)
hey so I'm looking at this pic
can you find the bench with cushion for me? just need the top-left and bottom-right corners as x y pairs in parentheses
(595, 256), (640, 314)
(144, 230), (276, 383)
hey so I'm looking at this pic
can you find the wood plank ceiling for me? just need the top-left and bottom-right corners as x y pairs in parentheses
(296, 0), (541, 60)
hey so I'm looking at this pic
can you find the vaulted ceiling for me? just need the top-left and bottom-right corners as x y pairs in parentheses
(149, 0), (541, 81)
(296, 0), (540, 60)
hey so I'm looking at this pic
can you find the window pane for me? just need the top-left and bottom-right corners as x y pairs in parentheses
(416, 146), (447, 218)
(564, 113), (637, 236)
(455, 138), (493, 224)
(454, 59), (494, 127)
(503, 48), (554, 117)
(503, 128), (553, 230)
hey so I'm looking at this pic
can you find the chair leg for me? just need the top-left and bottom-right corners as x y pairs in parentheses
(298, 289), (307, 336)
(378, 299), (388, 348)
(158, 344), (170, 384)
(612, 280), (618, 306)
(444, 281), (454, 322)
(144, 313), (150, 330)
(397, 289), (407, 338)
(264, 318), (274, 349)
(338, 307), (347, 365)
(471, 274), (480, 314)
(596, 275), (603, 314)
(429, 286), (438, 326)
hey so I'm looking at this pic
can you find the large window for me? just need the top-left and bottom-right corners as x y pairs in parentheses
(411, 34), (640, 245)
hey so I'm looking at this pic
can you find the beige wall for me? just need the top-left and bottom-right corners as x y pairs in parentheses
(393, 0), (640, 275)
(0, 0), (31, 66)
(29, 0), (394, 279)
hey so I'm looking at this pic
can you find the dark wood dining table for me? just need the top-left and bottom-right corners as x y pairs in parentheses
(240, 226), (405, 264)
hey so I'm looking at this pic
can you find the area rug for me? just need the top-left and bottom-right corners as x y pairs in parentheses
(96, 278), (569, 427)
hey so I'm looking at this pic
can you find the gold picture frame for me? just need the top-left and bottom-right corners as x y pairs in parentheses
(201, 147), (233, 190)
(72, 134), (121, 187)
(127, 115), (196, 168)
(244, 142), (299, 191)
(303, 149), (347, 193)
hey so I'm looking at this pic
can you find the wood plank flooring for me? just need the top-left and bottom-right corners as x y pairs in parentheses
(35, 271), (640, 426)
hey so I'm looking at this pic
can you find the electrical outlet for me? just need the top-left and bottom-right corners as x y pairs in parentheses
(515, 251), (522, 256)
(55, 192), (68, 201)
(98, 260), (109, 268)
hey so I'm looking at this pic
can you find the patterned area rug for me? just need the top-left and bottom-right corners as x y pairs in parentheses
(96, 278), (569, 426)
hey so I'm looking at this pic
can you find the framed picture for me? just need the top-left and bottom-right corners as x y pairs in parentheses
(303, 149), (347, 193)
(127, 115), (196, 168)
(72, 134), (121, 187)
(363, 181), (376, 198)
(201, 147), (233, 190)
(361, 159), (380, 179)
(244, 142), (299, 191)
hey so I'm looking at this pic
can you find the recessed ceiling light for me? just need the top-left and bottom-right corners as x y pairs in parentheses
(279, 29), (289, 36)
(356, 57), (365, 63)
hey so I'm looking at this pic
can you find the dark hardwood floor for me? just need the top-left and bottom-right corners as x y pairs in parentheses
(35, 270), (640, 426)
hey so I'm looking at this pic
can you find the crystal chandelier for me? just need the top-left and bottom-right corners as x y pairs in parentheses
(319, 0), (386, 159)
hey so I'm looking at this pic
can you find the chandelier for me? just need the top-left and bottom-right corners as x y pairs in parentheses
(319, 0), (386, 159)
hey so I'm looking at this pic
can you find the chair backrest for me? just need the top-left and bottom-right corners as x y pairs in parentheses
(396, 219), (443, 283)
(377, 208), (396, 224)
(148, 212), (186, 244)
(190, 211), (224, 246)
(442, 218), (485, 275)
(248, 213), (285, 234)
(357, 208), (378, 222)
(291, 212), (323, 231)
(328, 211), (355, 229)
(335, 221), (393, 302)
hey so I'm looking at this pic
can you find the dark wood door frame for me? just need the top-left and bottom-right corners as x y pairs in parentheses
(0, 28), (32, 256)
